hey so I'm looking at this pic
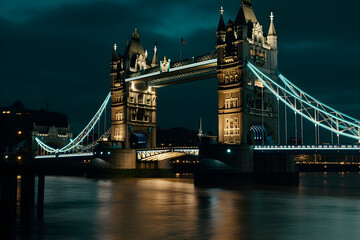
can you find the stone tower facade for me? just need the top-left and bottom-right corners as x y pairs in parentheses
(217, 1), (278, 145)
(110, 29), (158, 149)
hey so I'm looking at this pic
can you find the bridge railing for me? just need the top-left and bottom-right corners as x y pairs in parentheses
(254, 145), (360, 150)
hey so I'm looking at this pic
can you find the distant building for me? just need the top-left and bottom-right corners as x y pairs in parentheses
(0, 101), (72, 156)
(157, 127), (199, 147)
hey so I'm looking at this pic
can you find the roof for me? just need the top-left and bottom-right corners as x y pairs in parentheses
(123, 29), (145, 66)
(268, 13), (277, 36)
(235, 1), (257, 26)
(217, 14), (226, 32)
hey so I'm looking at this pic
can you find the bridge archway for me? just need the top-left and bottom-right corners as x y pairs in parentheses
(247, 125), (268, 145)
(129, 133), (147, 149)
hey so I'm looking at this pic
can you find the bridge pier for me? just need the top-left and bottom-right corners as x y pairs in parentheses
(0, 169), (17, 238)
(195, 144), (298, 186)
(253, 152), (299, 185)
(37, 173), (45, 221)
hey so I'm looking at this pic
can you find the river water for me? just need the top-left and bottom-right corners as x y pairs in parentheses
(19, 173), (360, 240)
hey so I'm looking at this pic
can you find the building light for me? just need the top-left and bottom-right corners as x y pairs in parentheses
(4, 155), (8, 159)
(227, 148), (231, 153)
(17, 156), (22, 160)
(18, 131), (22, 135)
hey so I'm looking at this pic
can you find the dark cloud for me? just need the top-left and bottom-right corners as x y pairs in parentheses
(1, 0), (360, 136)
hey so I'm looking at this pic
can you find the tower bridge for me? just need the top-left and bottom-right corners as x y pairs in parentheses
(33, 0), (360, 185)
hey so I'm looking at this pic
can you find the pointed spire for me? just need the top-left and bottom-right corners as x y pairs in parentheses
(198, 117), (203, 137)
(151, 43), (158, 67)
(235, 4), (246, 26)
(268, 12), (277, 36)
(132, 27), (139, 39)
(217, 6), (226, 32)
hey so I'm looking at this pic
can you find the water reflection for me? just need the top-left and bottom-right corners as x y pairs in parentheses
(16, 173), (360, 240)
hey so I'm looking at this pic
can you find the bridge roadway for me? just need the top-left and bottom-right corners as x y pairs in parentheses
(34, 145), (360, 160)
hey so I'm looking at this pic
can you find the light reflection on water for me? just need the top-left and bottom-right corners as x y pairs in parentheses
(22, 173), (360, 240)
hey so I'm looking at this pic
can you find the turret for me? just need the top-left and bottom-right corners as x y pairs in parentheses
(110, 43), (118, 88)
(267, 12), (277, 50)
(216, 6), (226, 45)
(151, 43), (159, 67)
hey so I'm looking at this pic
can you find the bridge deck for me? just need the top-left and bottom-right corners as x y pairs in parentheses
(140, 152), (187, 161)
(125, 54), (217, 87)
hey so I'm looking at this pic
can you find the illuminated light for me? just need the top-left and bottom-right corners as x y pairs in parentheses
(125, 58), (216, 82)
(107, 152), (110, 155)
(6, 111), (10, 114)
(100, 152), (103, 155)
(2, 111), (5, 114)
(35, 92), (111, 153)
(277, 71), (360, 124)
(17, 156), (22, 160)
(246, 62), (360, 141)
(5, 155), (8, 159)
(175, 173), (180, 177)
(17, 175), (21, 180)
(324, 165), (327, 168)
(227, 149), (231, 153)
(18, 131), (22, 135)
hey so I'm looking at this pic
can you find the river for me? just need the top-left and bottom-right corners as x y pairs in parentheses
(17, 172), (360, 240)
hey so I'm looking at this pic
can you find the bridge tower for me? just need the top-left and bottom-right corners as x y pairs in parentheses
(217, 0), (278, 145)
(110, 29), (157, 149)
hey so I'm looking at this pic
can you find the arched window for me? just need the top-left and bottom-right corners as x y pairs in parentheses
(137, 109), (145, 121)
(138, 94), (143, 104)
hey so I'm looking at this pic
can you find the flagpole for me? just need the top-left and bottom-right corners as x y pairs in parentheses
(180, 37), (187, 60)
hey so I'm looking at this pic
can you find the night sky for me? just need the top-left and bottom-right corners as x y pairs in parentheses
(1, 0), (360, 139)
